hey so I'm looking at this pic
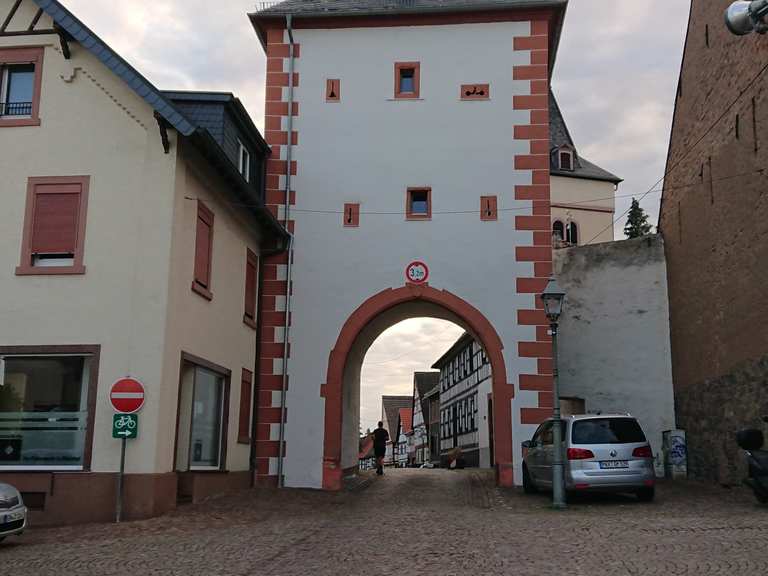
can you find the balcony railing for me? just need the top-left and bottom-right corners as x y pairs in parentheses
(0, 101), (33, 117)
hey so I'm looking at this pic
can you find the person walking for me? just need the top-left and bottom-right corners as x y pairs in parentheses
(372, 421), (389, 476)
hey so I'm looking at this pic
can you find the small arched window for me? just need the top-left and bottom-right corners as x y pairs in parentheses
(559, 149), (574, 171)
(566, 221), (579, 245)
(552, 220), (565, 243)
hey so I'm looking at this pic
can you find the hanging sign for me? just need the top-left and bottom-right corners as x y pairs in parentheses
(406, 261), (429, 284)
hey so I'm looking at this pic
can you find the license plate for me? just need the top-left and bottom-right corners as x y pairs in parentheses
(600, 460), (629, 469)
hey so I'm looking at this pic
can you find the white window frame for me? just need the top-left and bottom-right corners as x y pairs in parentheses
(238, 139), (251, 183)
(0, 64), (33, 119)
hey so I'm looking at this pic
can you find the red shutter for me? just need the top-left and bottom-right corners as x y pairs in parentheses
(30, 184), (81, 254)
(244, 252), (258, 320)
(194, 202), (213, 288)
(238, 369), (253, 443)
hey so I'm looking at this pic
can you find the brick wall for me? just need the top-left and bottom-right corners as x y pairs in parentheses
(661, 0), (768, 482)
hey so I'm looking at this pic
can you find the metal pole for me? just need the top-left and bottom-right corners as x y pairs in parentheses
(551, 322), (567, 510)
(116, 437), (126, 522)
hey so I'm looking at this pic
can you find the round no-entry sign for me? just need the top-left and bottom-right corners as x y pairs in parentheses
(110, 378), (146, 414)
(406, 261), (429, 284)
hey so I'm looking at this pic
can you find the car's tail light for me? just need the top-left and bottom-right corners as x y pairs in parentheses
(567, 448), (595, 460)
(633, 446), (653, 458)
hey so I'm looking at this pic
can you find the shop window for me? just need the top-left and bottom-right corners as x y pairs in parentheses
(407, 188), (431, 220)
(16, 176), (89, 276)
(192, 201), (214, 300)
(0, 47), (43, 127)
(395, 62), (420, 99)
(0, 355), (91, 469)
(175, 362), (228, 471)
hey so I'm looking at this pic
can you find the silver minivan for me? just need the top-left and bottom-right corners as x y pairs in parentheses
(522, 414), (656, 501)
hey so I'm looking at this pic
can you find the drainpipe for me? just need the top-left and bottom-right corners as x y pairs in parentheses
(277, 14), (296, 488)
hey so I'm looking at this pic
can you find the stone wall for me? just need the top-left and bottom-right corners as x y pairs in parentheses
(676, 355), (768, 485)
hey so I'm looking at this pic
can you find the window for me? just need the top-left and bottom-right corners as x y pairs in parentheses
(572, 418), (646, 445)
(238, 369), (253, 444)
(0, 47), (43, 127)
(0, 353), (94, 469)
(238, 140), (251, 183)
(406, 188), (431, 220)
(558, 148), (574, 171)
(243, 249), (258, 329)
(176, 361), (229, 471)
(192, 201), (214, 300)
(326, 79), (341, 102)
(16, 176), (89, 276)
(566, 221), (579, 245)
(481, 196), (498, 221)
(552, 220), (565, 243)
(395, 62), (420, 99)
(343, 203), (360, 227)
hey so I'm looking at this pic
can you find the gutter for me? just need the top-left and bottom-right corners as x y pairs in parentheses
(276, 14), (296, 488)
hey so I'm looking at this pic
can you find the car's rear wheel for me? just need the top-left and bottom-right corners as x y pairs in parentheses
(522, 464), (537, 494)
(637, 487), (655, 502)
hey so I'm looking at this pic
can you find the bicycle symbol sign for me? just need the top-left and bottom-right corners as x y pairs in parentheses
(112, 413), (139, 439)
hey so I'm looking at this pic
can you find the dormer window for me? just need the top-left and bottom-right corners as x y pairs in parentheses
(238, 139), (250, 183)
(558, 148), (574, 171)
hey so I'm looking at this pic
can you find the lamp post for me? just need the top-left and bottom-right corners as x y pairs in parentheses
(725, 1), (768, 35)
(540, 276), (567, 510)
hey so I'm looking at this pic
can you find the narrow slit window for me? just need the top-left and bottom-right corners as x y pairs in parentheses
(343, 203), (360, 227)
(480, 196), (498, 221)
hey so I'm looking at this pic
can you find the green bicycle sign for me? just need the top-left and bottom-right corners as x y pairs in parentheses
(112, 413), (138, 439)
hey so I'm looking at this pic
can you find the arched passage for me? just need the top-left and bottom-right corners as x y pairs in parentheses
(320, 284), (514, 490)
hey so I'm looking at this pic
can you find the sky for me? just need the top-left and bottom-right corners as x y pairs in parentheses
(61, 0), (691, 429)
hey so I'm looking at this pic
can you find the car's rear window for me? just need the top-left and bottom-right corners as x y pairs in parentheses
(571, 418), (646, 445)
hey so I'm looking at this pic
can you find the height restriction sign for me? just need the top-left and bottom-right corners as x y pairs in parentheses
(109, 378), (145, 414)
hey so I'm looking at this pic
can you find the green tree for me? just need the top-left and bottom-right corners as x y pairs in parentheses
(624, 198), (653, 239)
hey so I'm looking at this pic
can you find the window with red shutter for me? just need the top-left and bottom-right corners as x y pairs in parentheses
(238, 368), (253, 444)
(243, 249), (258, 328)
(192, 201), (214, 300)
(16, 176), (89, 276)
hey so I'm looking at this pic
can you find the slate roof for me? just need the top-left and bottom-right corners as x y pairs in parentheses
(414, 372), (439, 400)
(550, 91), (622, 184)
(382, 396), (412, 435)
(253, 0), (566, 17)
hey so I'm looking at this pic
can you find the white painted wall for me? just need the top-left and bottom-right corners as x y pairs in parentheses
(550, 176), (616, 245)
(281, 21), (542, 488)
(553, 236), (675, 467)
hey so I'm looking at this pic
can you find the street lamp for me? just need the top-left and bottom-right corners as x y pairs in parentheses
(726, 1), (768, 35)
(540, 276), (567, 510)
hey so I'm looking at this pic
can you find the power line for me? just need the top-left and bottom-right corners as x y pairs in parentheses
(584, 56), (768, 245)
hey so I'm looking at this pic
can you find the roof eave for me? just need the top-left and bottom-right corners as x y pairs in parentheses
(550, 170), (623, 185)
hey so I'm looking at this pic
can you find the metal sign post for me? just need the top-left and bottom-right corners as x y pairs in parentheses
(112, 413), (138, 523)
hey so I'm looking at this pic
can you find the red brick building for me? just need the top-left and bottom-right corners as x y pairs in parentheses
(661, 0), (768, 484)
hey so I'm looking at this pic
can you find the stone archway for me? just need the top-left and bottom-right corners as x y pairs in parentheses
(320, 283), (514, 490)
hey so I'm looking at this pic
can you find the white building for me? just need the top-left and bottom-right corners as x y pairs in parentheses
(250, 0), (573, 491)
(411, 372), (438, 466)
(433, 334), (494, 468)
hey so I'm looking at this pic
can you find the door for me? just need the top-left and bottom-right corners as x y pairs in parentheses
(189, 368), (224, 469)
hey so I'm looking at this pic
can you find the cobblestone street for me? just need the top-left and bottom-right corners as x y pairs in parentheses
(2, 469), (767, 575)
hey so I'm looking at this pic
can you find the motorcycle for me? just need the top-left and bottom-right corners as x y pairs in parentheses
(736, 416), (768, 504)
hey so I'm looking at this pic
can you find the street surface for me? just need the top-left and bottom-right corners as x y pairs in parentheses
(2, 469), (767, 575)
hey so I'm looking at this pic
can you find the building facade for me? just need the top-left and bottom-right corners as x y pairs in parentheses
(660, 0), (768, 484)
(250, 0), (573, 491)
(0, 0), (287, 524)
(433, 333), (494, 468)
(381, 395), (411, 466)
(395, 407), (412, 468)
(411, 372), (439, 466)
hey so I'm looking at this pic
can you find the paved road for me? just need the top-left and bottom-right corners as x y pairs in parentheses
(2, 469), (767, 575)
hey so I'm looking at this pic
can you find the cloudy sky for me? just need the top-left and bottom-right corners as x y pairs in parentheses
(62, 0), (691, 429)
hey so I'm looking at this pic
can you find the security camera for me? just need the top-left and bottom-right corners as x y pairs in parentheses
(726, 0), (768, 35)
